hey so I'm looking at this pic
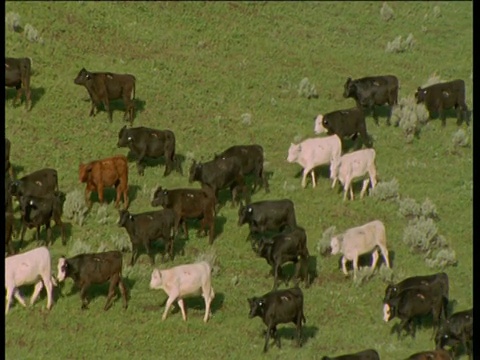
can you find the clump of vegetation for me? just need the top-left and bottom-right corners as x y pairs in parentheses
(230, 275), (240, 287)
(422, 72), (442, 88)
(298, 77), (318, 99)
(432, 5), (441, 18)
(97, 241), (111, 253)
(69, 239), (93, 257)
(378, 266), (395, 283)
(5, 12), (22, 32)
(398, 197), (438, 220)
(352, 267), (375, 286)
(63, 189), (89, 226)
(385, 33), (415, 53)
(451, 129), (469, 153)
(380, 2), (394, 22)
(402, 217), (443, 253)
(370, 178), (399, 202)
(195, 249), (220, 276)
(420, 198), (439, 220)
(24, 23), (44, 44)
(96, 204), (112, 225)
(241, 112), (252, 125)
(391, 96), (429, 142)
(110, 234), (132, 252)
(425, 248), (457, 269)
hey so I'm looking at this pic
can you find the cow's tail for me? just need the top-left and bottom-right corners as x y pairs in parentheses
(131, 80), (136, 100)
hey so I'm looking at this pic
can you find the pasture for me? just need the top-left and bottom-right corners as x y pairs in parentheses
(5, 2), (473, 359)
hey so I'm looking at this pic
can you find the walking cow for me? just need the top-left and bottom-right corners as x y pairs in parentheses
(5, 57), (32, 110)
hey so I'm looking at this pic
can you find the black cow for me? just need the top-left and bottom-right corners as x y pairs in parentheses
(343, 75), (399, 125)
(74, 68), (136, 124)
(435, 308), (473, 360)
(189, 157), (249, 208)
(5, 138), (14, 179)
(9, 168), (59, 200)
(321, 349), (381, 360)
(18, 191), (66, 248)
(5, 57), (32, 110)
(117, 126), (178, 176)
(383, 285), (445, 339)
(247, 286), (306, 353)
(415, 79), (469, 126)
(214, 144), (269, 194)
(383, 272), (449, 319)
(314, 107), (372, 148)
(238, 199), (297, 242)
(56, 251), (128, 311)
(405, 349), (453, 360)
(5, 176), (15, 256)
(253, 227), (310, 290)
(151, 186), (216, 245)
(118, 209), (177, 266)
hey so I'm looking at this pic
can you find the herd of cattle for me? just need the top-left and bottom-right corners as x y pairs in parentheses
(5, 56), (473, 359)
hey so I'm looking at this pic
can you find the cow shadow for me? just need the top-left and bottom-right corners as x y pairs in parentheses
(87, 184), (141, 207)
(274, 325), (319, 347)
(216, 188), (246, 210)
(126, 151), (185, 177)
(5, 86), (46, 111)
(160, 291), (225, 317)
(337, 249), (395, 272)
(29, 87), (46, 111)
(363, 105), (393, 126)
(14, 221), (73, 251)
(213, 215), (227, 239)
(85, 97), (146, 124)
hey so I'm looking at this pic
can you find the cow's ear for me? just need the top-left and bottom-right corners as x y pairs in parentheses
(417, 86), (422, 91)
(129, 215), (133, 220)
(29, 200), (34, 205)
(247, 206), (253, 213)
(127, 136), (133, 142)
(86, 74), (91, 80)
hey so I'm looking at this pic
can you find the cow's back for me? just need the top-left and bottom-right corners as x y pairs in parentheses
(91, 155), (128, 186)
(163, 261), (212, 296)
(6, 246), (50, 285)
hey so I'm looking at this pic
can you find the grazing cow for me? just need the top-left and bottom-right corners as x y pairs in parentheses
(330, 148), (377, 201)
(117, 209), (176, 266)
(383, 285), (445, 339)
(5, 138), (14, 179)
(151, 186), (216, 245)
(383, 272), (449, 319)
(252, 227), (310, 290)
(247, 286), (306, 353)
(189, 157), (249, 208)
(435, 308), (473, 360)
(214, 144), (269, 194)
(9, 168), (59, 200)
(330, 220), (390, 280)
(149, 261), (215, 323)
(5, 246), (56, 315)
(18, 191), (66, 248)
(5, 176), (16, 255)
(321, 349), (381, 360)
(74, 67), (136, 124)
(415, 79), (469, 126)
(405, 349), (453, 360)
(314, 107), (372, 148)
(238, 199), (297, 241)
(5, 57), (32, 110)
(343, 75), (399, 125)
(117, 125), (179, 176)
(56, 251), (128, 310)
(287, 135), (342, 189)
(79, 155), (129, 209)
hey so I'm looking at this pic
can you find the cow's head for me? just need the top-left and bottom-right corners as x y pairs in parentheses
(151, 187), (168, 207)
(313, 114), (326, 134)
(78, 163), (93, 183)
(383, 302), (396, 322)
(8, 180), (22, 197)
(238, 203), (253, 226)
(247, 296), (266, 319)
(188, 160), (202, 184)
(330, 235), (343, 255)
(56, 257), (69, 282)
(343, 77), (356, 98)
(414, 86), (427, 104)
(74, 68), (92, 85)
(287, 143), (301, 163)
(117, 209), (132, 227)
(149, 268), (163, 289)
(117, 125), (131, 148)
(383, 284), (398, 303)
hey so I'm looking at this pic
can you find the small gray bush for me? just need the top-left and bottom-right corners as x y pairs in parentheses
(69, 239), (93, 257)
(96, 204), (112, 225)
(398, 197), (421, 219)
(111, 234), (132, 252)
(380, 2), (394, 22)
(63, 189), (89, 226)
(391, 96), (429, 141)
(230, 275), (240, 287)
(24, 23), (44, 44)
(5, 12), (22, 32)
(432, 5), (441, 18)
(385, 33), (415, 53)
(421, 198), (438, 220)
(195, 249), (220, 276)
(451, 129), (469, 149)
(378, 266), (395, 283)
(425, 248), (457, 269)
(97, 242), (111, 253)
(352, 267), (374, 286)
(241, 112), (252, 125)
(370, 178), (399, 202)
(402, 217), (441, 253)
(298, 77), (318, 99)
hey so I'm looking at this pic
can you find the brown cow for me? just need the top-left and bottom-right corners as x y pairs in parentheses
(79, 155), (129, 209)
(5, 57), (32, 110)
(74, 68), (136, 124)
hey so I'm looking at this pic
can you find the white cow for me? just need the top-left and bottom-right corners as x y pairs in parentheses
(149, 261), (215, 323)
(330, 148), (377, 201)
(286, 135), (342, 188)
(330, 220), (390, 280)
(5, 246), (56, 315)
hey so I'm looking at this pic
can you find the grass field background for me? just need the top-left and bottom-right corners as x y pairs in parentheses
(5, 2), (472, 359)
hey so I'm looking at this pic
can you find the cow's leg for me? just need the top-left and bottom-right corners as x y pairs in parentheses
(202, 287), (214, 322)
(85, 188), (93, 209)
(272, 326), (281, 348)
(130, 247), (138, 266)
(162, 293), (179, 321)
(25, 86), (32, 111)
(440, 107), (446, 127)
(5, 287), (14, 315)
(343, 182), (350, 201)
(296, 313), (303, 347)
(58, 220), (66, 246)
(19, 223), (28, 248)
(273, 263), (281, 290)
(177, 298), (187, 321)
(45, 224), (52, 247)
(379, 245), (390, 269)
(341, 256), (349, 276)
(121, 184), (129, 210)
(372, 106), (379, 126)
(89, 100), (97, 117)
(104, 275), (119, 311)
(208, 216), (215, 245)
(29, 281), (44, 306)
(144, 241), (155, 265)
(118, 278), (128, 309)
(136, 150), (146, 176)
(80, 283), (90, 309)
(370, 249), (380, 273)
(387, 104), (393, 126)
(44, 278), (53, 310)
(13, 85), (23, 107)
(13, 288), (27, 308)
(352, 256), (359, 280)
(360, 178), (370, 199)
(301, 168), (310, 188)
(263, 325), (273, 352)
(104, 99), (113, 123)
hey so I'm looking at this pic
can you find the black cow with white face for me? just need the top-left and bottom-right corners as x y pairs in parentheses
(435, 308), (473, 360)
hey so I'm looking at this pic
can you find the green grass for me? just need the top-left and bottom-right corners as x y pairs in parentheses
(5, 2), (472, 359)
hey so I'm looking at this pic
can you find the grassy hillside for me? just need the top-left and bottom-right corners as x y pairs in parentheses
(5, 2), (472, 359)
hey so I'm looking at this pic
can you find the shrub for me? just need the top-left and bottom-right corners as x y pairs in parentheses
(402, 217), (444, 253)
(96, 204), (112, 225)
(241, 112), (252, 125)
(195, 249), (220, 276)
(24, 23), (44, 44)
(370, 178), (399, 202)
(352, 267), (374, 286)
(421, 198), (439, 220)
(425, 248), (457, 269)
(69, 239), (93, 257)
(398, 197), (421, 219)
(380, 2), (394, 22)
(432, 5), (441, 18)
(97, 242), (111, 253)
(385, 33), (415, 53)
(111, 234), (132, 252)
(451, 129), (469, 150)
(297, 77), (318, 99)
(378, 266), (395, 283)
(390, 96), (429, 141)
(63, 189), (89, 226)
(5, 12), (22, 32)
